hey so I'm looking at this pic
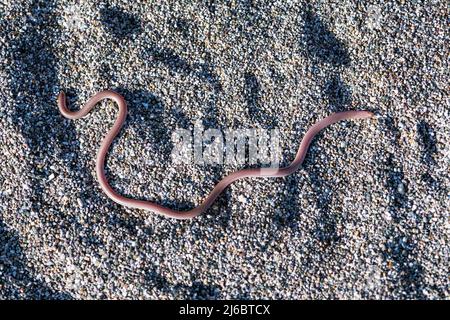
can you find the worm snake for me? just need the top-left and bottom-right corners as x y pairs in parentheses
(58, 90), (373, 219)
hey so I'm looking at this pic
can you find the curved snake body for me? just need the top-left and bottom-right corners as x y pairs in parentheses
(58, 90), (373, 219)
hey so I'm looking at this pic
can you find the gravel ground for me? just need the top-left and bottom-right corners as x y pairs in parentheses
(0, 0), (448, 299)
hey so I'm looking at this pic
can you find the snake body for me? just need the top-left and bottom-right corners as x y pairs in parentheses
(58, 90), (373, 219)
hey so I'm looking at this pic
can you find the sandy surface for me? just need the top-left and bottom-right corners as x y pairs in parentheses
(0, 0), (448, 299)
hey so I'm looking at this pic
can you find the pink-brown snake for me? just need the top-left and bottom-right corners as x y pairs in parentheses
(58, 90), (373, 219)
